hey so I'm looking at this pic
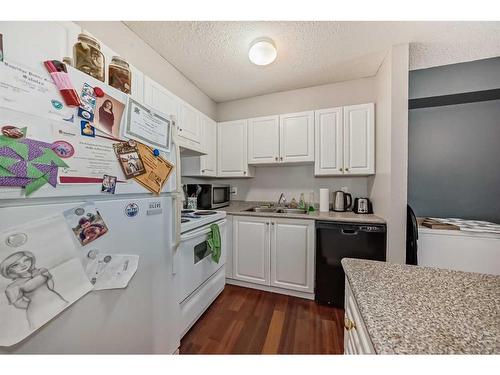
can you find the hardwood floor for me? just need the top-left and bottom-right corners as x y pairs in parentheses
(180, 284), (345, 354)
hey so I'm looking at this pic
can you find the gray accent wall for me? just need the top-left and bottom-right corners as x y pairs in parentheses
(408, 57), (500, 223)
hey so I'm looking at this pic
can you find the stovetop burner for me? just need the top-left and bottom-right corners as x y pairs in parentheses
(194, 210), (217, 216)
(182, 209), (195, 214)
(181, 218), (190, 223)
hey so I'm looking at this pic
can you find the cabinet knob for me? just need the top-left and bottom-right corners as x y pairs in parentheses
(179, 128), (183, 132)
(243, 171), (247, 175)
(345, 168), (349, 171)
(275, 156), (278, 161)
(271, 222), (275, 226)
(344, 318), (356, 331)
(340, 168), (343, 172)
(201, 169), (205, 173)
(266, 222), (270, 226)
(280, 156), (283, 161)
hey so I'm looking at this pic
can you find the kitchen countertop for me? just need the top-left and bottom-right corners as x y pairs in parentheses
(342, 258), (500, 354)
(221, 201), (386, 224)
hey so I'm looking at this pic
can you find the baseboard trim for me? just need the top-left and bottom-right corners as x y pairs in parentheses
(226, 278), (315, 300)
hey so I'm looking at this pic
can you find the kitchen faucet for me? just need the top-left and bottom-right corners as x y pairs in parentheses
(277, 193), (286, 207)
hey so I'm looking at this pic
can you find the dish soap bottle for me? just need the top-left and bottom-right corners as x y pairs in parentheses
(298, 193), (306, 210)
(308, 191), (315, 213)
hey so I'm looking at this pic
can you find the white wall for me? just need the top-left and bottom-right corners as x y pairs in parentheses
(368, 44), (409, 264)
(216, 77), (376, 121)
(77, 21), (217, 119)
(183, 165), (369, 204)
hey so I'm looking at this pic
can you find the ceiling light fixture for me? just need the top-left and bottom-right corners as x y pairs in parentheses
(248, 39), (277, 66)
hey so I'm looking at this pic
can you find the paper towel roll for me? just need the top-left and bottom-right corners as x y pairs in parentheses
(319, 189), (330, 212)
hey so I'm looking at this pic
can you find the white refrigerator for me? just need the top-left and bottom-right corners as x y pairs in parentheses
(0, 60), (182, 354)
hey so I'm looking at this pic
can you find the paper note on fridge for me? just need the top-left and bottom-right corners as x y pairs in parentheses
(85, 254), (139, 291)
(52, 124), (126, 184)
(0, 61), (75, 123)
(124, 98), (171, 152)
(0, 214), (93, 347)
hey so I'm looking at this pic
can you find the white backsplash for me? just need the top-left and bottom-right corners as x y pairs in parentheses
(182, 164), (369, 204)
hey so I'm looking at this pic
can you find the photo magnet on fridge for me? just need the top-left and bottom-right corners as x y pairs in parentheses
(101, 174), (117, 194)
(113, 140), (146, 179)
(63, 202), (109, 246)
(80, 121), (95, 138)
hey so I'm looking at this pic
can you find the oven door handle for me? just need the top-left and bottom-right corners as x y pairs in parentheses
(180, 219), (227, 241)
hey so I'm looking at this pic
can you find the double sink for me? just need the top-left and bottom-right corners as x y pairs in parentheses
(245, 207), (308, 214)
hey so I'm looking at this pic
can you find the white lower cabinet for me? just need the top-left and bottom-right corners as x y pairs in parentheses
(231, 215), (314, 295)
(271, 219), (314, 293)
(232, 216), (270, 285)
(344, 277), (375, 354)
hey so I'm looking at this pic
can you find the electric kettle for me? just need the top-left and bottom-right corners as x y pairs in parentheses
(333, 191), (352, 212)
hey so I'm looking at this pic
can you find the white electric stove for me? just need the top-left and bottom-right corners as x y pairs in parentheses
(177, 209), (227, 337)
(180, 209), (227, 234)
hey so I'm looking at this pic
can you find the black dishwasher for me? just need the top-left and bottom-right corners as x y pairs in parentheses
(315, 221), (386, 307)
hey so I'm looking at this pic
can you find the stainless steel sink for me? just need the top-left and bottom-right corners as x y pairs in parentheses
(245, 207), (307, 214)
(245, 207), (277, 213)
(277, 208), (308, 214)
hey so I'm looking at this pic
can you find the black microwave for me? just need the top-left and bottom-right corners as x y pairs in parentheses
(185, 184), (230, 209)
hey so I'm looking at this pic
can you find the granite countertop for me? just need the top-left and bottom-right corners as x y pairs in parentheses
(222, 201), (386, 224)
(342, 258), (500, 354)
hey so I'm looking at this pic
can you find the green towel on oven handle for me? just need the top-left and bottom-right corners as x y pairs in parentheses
(207, 223), (221, 263)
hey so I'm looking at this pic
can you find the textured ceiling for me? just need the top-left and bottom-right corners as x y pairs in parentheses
(124, 21), (500, 102)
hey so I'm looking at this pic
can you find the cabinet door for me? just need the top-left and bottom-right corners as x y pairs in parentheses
(343, 103), (374, 175)
(279, 111), (314, 163)
(178, 101), (202, 146)
(232, 216), (270, 286)
(314, 107), (343, 175)
(200, 116), (217, 176)
(129, 65), (144, 102)
(270, 219), (314, 293)
(0, 21), (73, 72)
(143, 76), (178, 119)
(248, 115), (280, 164)
(217, 120), (250, 177)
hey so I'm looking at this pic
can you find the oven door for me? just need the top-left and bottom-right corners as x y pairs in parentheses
(211, 186), (230, 208)
(176, 219), (227, 303)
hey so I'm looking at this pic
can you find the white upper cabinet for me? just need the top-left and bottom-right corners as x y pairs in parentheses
(129, 65), (144, 102)
(270, 219), (314, 293)
(200, 116), (217, 176)
(0, 21), (75, 71)
(314, 103), (374, 176)
(178, 101), (202, 147)
(217, 120), (253, 177)
(279, 111), (315, 163)
(343, 103), (374, 175)
(248, 115), (280, 164)
(232, 216), (270, 286)
(143, 76), (178, 119)
(314, 107), (343, 175)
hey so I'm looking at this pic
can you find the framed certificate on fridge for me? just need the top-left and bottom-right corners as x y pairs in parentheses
(124, 98), (171, 153)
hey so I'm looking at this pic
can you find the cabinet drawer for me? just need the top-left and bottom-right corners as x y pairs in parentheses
(344, 278), (375, 354)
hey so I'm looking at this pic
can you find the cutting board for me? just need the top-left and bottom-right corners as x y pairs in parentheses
(420, 218), (460, 230)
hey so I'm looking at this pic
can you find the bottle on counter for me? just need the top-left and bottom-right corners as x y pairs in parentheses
(73, 33), (105, 82)
(298, 193), (306, 210)
(308, 191), (316, 212)
(108, 56), (132, 94)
